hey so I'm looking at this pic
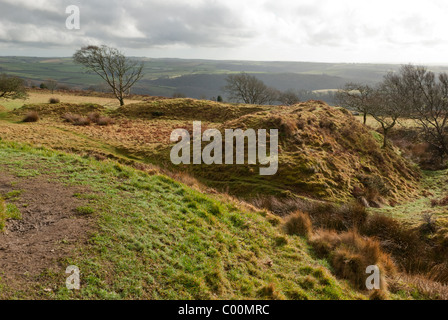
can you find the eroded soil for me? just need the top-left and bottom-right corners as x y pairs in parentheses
(0, 170), (93, 294)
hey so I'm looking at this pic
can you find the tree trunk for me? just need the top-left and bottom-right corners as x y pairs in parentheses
(363, 112), (367, 125)
(382, 128), (389, 148)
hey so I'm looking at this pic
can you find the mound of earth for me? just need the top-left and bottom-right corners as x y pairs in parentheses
(115, 98), (267, 123)
(185, 101), (420, 206)
(15, 103), (106, 117)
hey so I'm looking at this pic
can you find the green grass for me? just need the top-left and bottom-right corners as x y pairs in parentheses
(0, 140), (361, 300)
(0, 197), (22, 231)
(0, 99), (27, 111)
(370, 169), (448, 225)
(75, 206), (95, 215)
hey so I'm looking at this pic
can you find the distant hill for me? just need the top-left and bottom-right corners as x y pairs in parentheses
(2, 56), (447, 102)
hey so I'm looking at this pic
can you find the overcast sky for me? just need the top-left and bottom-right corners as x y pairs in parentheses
(1, 0), (448, 64)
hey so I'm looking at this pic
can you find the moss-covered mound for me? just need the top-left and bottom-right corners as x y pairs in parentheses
(115, 98), (267, 123)
(185, 101), (420, 205)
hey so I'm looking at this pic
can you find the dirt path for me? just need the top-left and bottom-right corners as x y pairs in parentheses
(0, 171), (93, 294)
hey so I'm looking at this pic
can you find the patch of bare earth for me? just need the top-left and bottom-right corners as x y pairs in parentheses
(0, 171), (93, 295)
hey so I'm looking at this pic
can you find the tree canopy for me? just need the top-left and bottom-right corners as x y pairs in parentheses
(73, 45), (144, 106)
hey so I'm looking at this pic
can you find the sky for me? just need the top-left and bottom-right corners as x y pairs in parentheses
(1, 0), (448, 64)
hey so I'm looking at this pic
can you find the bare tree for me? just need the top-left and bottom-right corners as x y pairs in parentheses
(335, 83), (375, 125)
(224, 73), (278, 105)
(278, 89), (301, 106)
(370, 74), (409, 148)
(399, 65), (448, 162)
(0, 74), (28, 100)
(73, 45), (144, 106)
(44, 79), (58, 94)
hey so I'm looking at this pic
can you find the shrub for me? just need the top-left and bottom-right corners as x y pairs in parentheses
(49, 97), (60, 104)
(62, 113), (77, 123)
(88, 112), (101, 123)
(420, 213), (438, 234)
(88, 112), (114, 126)
(73, 116), (91, 126)
(284, 211), (313, 238)
(22, 111), (39, 122)
(96, 116), (115, 126)
(62, 113), (91, 126)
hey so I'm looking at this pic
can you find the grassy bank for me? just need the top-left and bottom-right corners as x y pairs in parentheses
(0, 140), (360, 300)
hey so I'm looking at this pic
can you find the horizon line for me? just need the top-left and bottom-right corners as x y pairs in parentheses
(2, 55), (448, 66)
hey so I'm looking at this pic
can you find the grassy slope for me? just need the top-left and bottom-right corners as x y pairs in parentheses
(3, 98), (421, 206)
(0, 140), (361, 300)
(370, 169), (448, 226)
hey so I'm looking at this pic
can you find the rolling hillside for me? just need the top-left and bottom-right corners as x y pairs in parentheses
(0, 56), (410, 101)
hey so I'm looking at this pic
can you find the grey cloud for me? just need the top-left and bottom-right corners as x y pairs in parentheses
(0, 0), (256, 50)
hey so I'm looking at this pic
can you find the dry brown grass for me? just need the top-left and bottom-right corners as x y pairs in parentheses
(360, 214), (425, 272)
(284, 211), (313, 238)
(257, 283), (285, 300)
(428, 263), (448, 284)
(251, 196), (309, 216)
(11, 91), (143, 110)
(388, 127), (446, 170)
(303, 201), (367, 232)
(310, 230), (396, 290)
(389, 274), (448, 300)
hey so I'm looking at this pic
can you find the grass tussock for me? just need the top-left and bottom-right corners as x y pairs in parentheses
(22, 111), (39, 123)
(284, 211), (313, 238)
(257, 283), (285, 300)
(49, 97), (60, 104)
(360, 214), (424, 272)
(310, 230), (396, 290)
